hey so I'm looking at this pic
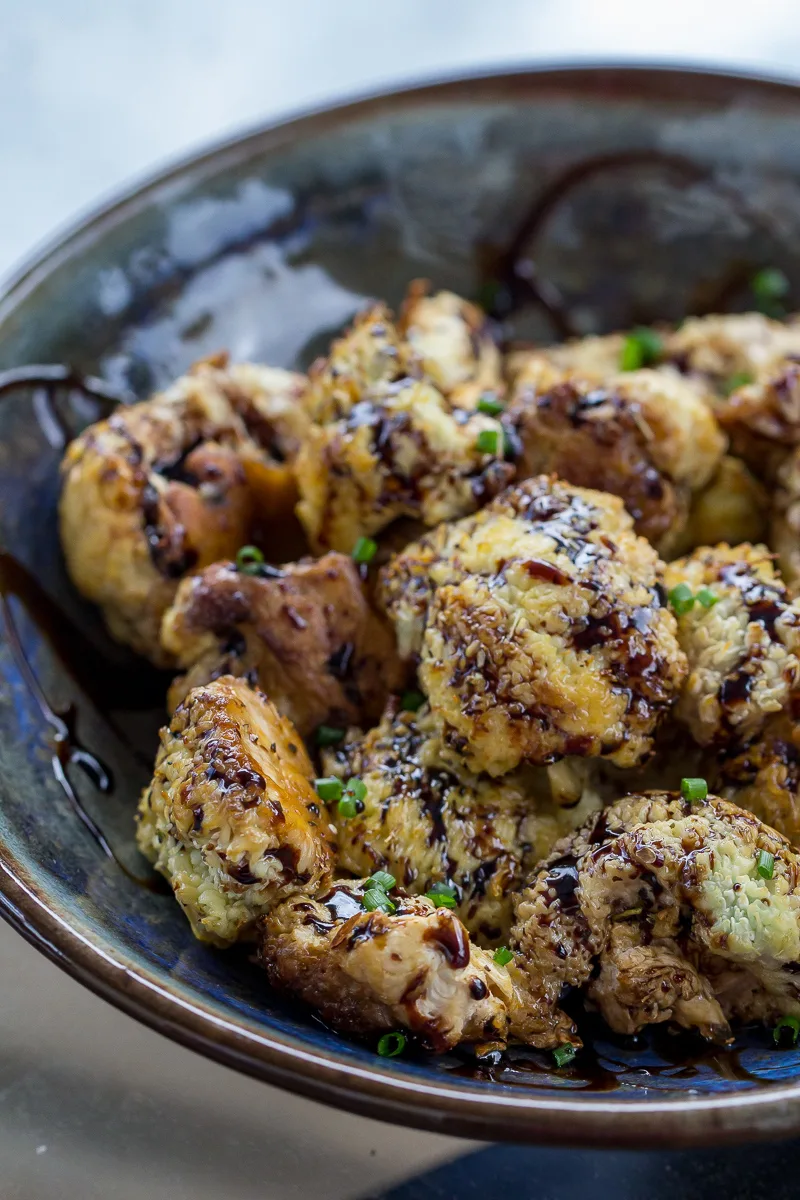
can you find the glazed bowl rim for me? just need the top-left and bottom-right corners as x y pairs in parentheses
(3, 61), (800, 1146)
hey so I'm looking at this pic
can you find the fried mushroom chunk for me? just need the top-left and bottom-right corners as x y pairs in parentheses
(663, 312), (800, 398)
(509, 792), (800, 1048)
(398, 280), (502, 409)
(678, 456), (768, 554)
(772, 447), (800, 585)
(663, 544), (800, 749)
(379, 476), (687, 776)
(136, 676), (335, 946)
(322, 705), (604, 944)
(161, 552), (405, 733)
(259, 880), (512, 1051)
(718, 710), (800, 846)
(508, 356), (725, 553)
(60, 356), (308, 664)
(716, 357), (800, 481)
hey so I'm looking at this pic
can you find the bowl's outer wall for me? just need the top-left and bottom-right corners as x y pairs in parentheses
(5, 66), (800, 1145)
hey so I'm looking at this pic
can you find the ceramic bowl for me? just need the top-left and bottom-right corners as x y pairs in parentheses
(4, 64), (800, 1146)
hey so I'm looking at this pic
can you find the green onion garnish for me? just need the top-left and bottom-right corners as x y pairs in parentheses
(696, 587), (719, 609)
(612, 906), (644, 922)
(773, 1015), (800, 1046)
(236, 545), (265, 574)
(315, 725), (345, 747)
(722, 371), (754, 396)
(400, 690), (425, 712)
(757, 849), (776, 880)
(377, 1031), (406, 1057)
(315, 777), (343, 803)
(493, 946), (513, 966)
(619, 328), (663, 372)
(338, 795), (359, 819)
(363, 888), (396, 914)
(426, 882), (458, 908)
(751, 267), (790, 317)
(477, 394), (505, 416)
(369, 870), (396, 892)
(352, 536), (378, 565)
(345, 777), (367, 802)
(668, 582), (695, 615)
(476, 428), (501, 456)
(553, 1043), (577, 1069)
(681, 777), (708, 803)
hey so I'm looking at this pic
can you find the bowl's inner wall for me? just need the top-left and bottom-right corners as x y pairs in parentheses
(4, 73), (800, 1104)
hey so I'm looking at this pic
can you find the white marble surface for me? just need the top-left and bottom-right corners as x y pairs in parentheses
(3, 2), (800, 1197)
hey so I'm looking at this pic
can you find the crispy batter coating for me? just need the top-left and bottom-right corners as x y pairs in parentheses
(136, 676), (335, 946)
(398, 281), (502, 409)
(664, 544), (800, 749)
(719, 709), (800, 846)
(509, 791), (800, 1048)
(259, 879), (513, 1051)
(717, 357), (800, 480)
(161, 552), (405, 733)
(772, 447), (800, 584)
(663, 312), (800, 397)
(506, 334), (627, 383)
(60, 357), (308, 664)
(322, 705), (604, 944)
(508, 356), (725, 553)
(379, 476), (687, 776)
(295, 376), (513, 554)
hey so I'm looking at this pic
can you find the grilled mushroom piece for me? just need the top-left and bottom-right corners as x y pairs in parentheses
(137, 676), (335, 946)
(259, 879), (513, 1051)
(60, 355), (308, 663)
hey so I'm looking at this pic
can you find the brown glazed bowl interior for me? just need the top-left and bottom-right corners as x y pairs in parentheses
(3, 64), (800, 1146)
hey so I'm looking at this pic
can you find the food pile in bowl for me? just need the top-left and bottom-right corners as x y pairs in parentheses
(57, 275), (800, 1067)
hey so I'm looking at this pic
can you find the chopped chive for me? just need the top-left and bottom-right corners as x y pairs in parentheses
(345, 777), (367, 802)
(363, 887), (396, 913)
(751, 267), (790, 317)
(337, 794), (359, 819)
(773, 1015), (800, 1046)
(757, 849), (776, 880)
(369, 870), (396, 892)
(722, 371), (754, 396)
(352, 536), (378, 565)
(236, 544), (265, 574)
(377, 1031), (406, 1057)
(400, 690), (426, 712)
(315, 725), (345, 747)
(612, 905), (644, 922)
(315, 777), (343, 803)
(681, 777), (708, 803)
(426, 882), (458, 908)
(696, 587), (719, 609)
(553, 1043), (577, 1069)
(668, 582), (695, 615)
(476, 428), (501, 456)
(493, 946), (513, 966)
(619, 328), (663, 372)
(477, 394), (505, 416)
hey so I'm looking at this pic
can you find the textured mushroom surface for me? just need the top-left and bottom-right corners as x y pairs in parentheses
(161, 552), (405, 732)
(260, 879), (513, 1051)
(509, 791), (800, 1049)
(137, 676), (335, 946)
(663, 543), (800, 749)
(60, 356), (308, 663)
(379, 476), (687, 776)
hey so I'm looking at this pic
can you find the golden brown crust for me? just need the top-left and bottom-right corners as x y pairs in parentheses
(508, 357), (725, 553)
(322, 706), (603, 944)
(259, 881), (513, 1051)
(679, 456), (768, 554)
(717, 358), (800, 480)
(59, 358), (308, 664)
(663, 312), (800, 397)
(719, 709), (800, 845)
(664, 543), (800, 749)
(379, 476), (687, 776)
(509, 791), (800, 1047)
(136, 676), (335, 946)
(161, 552), (405, 733)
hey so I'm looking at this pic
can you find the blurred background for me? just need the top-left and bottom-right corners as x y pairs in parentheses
(4, 2), (800, 1197)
